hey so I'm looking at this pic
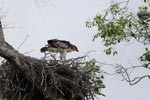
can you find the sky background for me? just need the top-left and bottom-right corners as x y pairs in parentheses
(0, 0), (150, 100)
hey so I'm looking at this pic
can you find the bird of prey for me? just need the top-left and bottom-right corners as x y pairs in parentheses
(41, 39), (78, 61)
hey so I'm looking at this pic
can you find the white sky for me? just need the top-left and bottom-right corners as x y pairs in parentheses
(1, 0), (150, 100)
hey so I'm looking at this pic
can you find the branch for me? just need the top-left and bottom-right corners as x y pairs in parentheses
(100, 61), (150, 85)
(130, 75), (150, 85)
(115, 64), (150, 85)
(0, 21), (4, 46)
(0, 21), (47, 100)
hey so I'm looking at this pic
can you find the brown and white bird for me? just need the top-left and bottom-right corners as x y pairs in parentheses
(40, 39), (78, 61)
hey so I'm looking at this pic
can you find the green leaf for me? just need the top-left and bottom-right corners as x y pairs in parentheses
(105, 48), (112, 55)
(145, 48), (148, 51)
(113, 51), (118, 56)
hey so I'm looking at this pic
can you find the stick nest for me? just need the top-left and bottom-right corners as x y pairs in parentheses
(0, 56), (104, 100)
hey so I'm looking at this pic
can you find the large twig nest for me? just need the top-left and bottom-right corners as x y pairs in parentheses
(0, 55), (105, 100)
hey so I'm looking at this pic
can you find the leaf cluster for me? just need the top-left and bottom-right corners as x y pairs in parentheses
(81, 59), (105, 97)
(140, 48), (150, 68)
(86, 1), (150, 67)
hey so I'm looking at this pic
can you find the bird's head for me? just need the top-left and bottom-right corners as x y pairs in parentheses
(40, 47), (48, 52)
(71, 45), (79, 52)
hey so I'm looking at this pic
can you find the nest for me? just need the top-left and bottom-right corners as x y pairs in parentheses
(0, 56), (104, 100)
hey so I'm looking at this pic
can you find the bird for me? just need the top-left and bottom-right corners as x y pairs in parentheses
(41, 39), (78, 61)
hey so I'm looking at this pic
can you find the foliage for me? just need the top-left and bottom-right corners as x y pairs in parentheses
(81, 59), (105, 97)
(86, 1), (150, 67)
(140, 48), (150, 68)
(86, 0), (150, 85)
(144, 0), (150, 4)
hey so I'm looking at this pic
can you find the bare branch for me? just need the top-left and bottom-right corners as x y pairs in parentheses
(99, 61), (150, 85)
(17, 34), (29, 50)
(0, 21), (4, 46)
(114, 64), (150, 85)
(34, 0), (61, 12)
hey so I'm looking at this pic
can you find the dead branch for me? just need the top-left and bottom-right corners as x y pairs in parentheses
(102, 62), (150, 85)
(0, 21), (4, 46)
(114, 64), (150, 85)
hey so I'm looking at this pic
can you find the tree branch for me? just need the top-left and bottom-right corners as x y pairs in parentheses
(115, 64), (150, 85)
(0, 21), (4, 46)
(0, 21), (47, 100)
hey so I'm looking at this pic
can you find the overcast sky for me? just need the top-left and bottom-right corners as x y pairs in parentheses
(1, 0), (150, 100)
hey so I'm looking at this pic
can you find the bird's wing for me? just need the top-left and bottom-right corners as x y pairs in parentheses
(47, 39), (72, 49)
(47, 39), (58, 48)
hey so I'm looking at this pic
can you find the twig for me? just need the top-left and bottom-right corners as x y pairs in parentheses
(17, 34), (29, 50)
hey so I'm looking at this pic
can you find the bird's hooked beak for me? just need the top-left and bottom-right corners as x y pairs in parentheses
(73, 46), (79, 52)
(45, 44), (48, 47)
(76, 48), (79, 52)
